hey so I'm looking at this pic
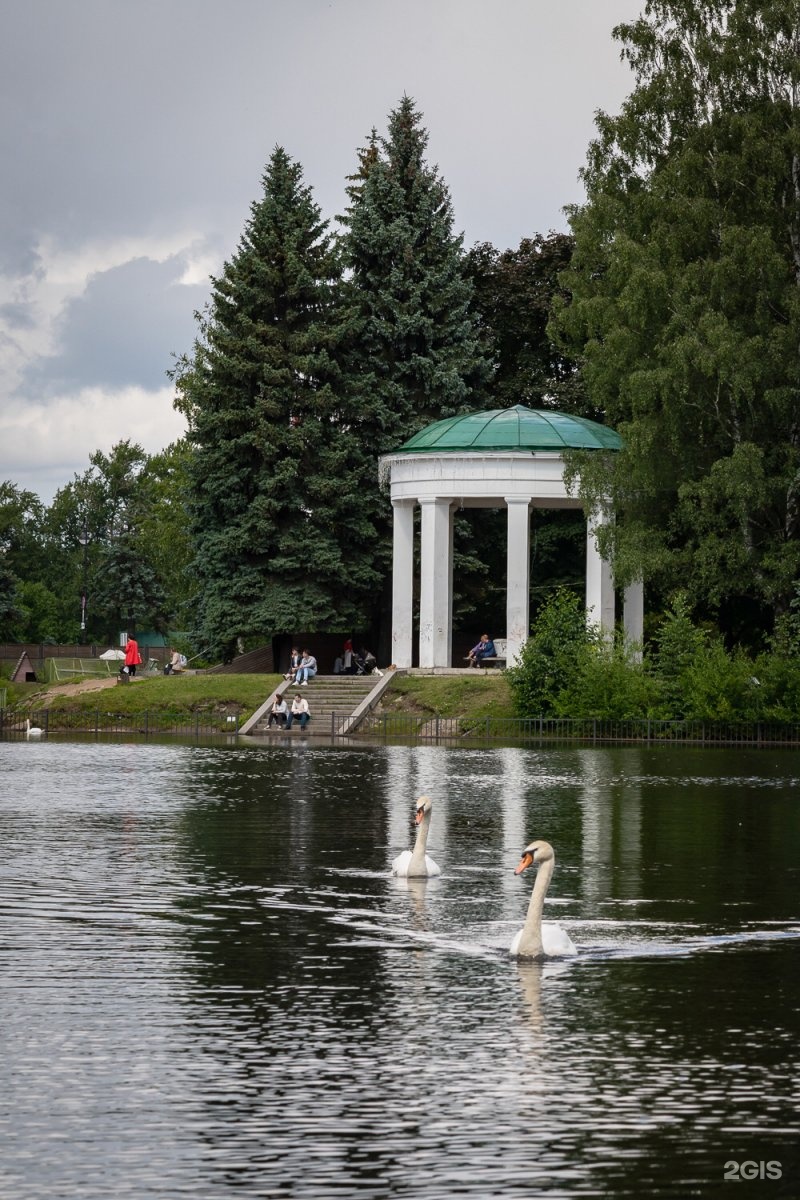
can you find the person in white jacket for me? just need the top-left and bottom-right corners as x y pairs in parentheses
(286, 694), (310, 730)
(267, 696), (288, 727)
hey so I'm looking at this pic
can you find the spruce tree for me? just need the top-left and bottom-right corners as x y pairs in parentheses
(341, 95), (489, 450)
(340, 99), (491, 646)
(173, 147), (383, 659)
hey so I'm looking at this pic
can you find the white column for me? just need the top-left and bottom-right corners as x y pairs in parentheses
(623, 578), (644, 660)
(419, 496), (453, 668)
(446, 505), (455, 667)
(585, 510), (615, 634)
(391, 499), (415, 668)
(506, 497), (531, 667)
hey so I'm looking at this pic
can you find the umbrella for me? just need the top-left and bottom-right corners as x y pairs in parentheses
(99, 648), (126, 660)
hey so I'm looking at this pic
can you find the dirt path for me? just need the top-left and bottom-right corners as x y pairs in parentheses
(36, 677), (119, 705)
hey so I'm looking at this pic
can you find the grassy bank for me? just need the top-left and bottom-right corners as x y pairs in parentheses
(378, 673), (514, 721)
(6, 670), (514, 728)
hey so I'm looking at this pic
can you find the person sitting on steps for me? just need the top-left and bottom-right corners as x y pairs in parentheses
(267, 696), (288, 727)
(286, 693), (310, 729)
(295, 649), (317, 686)
(285, 647), (301, 682)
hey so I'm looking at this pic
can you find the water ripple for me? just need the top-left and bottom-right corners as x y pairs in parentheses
(1, 740), (798, 1198)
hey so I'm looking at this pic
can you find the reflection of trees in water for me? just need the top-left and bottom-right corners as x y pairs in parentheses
(173, 747), (392, 1022)
(578, 746), (800, 919)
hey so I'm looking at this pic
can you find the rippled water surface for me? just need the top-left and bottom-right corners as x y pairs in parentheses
(1, 739), (799, 1198)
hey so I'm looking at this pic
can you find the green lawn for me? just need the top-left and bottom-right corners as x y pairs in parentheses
(9, 670), (514, 728)
(377, 673), (514, 722)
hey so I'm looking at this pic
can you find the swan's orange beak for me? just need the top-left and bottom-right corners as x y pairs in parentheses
(415, 807), (425, 825)
(514, 852), (533, 875)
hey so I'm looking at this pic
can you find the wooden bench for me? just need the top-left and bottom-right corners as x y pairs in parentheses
(464, 637), (507, 668)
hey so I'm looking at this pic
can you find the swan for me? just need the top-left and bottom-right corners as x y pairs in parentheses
(391, 795), (441, 877)
(510, 839), (577, 959)
(25, 718), (43, 739)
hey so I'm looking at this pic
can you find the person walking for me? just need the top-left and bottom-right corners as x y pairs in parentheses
(123, 633), (142, 677)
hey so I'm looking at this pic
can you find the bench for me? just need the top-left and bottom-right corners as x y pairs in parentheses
(464, 638), (507, 669)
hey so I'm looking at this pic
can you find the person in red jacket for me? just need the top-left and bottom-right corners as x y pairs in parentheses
(123, 633), (142, 677)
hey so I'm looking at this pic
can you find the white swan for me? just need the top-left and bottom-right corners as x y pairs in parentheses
(25, 718), (43, 739)
(391, 795), (441, 877)
(510, 839), (577, 959)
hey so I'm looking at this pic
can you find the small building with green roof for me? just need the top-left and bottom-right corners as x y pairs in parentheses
(379, 404), (642, 669)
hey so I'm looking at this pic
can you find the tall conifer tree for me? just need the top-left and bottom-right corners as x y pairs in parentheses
(341, 98), (491, 645)
(341, 96), (489, 451)
(173, 147), (383, 658)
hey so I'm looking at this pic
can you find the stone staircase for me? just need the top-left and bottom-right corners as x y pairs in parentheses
(244, 674), (382, 736)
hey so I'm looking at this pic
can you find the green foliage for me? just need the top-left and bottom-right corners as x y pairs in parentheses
(506, 588), (590, 717)
(341, 96), (489, 438)
(135, 441), (195, 632)
(679, 640), (765, 721)
(555, 0), (800, 634)
(508, 586), (800, 722)
(0, 483), (46, 578)
(556, 636), (658, 720)
(10, 581), (62, 643)
(341, 97), (492, 646)
(46, 441), (176, 641)
(174, 147), (385, 659)
(648, 594), (709, 718)
(0, 554), (21, 640)
(92, 531), (168, 637)
(465, 233), (587, 414)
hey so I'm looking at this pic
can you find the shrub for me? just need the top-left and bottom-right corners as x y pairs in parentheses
(647, 594), (708, 718)
(680, 640), (764, 721)
(507, 588), (589, 717)
(557, 636), (658, 720)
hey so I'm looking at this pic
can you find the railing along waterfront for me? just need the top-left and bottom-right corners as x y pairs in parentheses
(330, 712), (800, 746)
(4, 707), (800, 746)
(0, 708), (240, 738)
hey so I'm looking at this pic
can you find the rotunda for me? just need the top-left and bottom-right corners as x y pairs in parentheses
(379, 404), (643, 668)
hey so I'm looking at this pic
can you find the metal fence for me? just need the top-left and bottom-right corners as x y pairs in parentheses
(0, 708), (240, 738)
(4, 706), (800, 746)
(330, 712), (800, 747)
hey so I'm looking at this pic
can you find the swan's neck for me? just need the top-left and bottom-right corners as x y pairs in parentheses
(408, 811), (431, 874)
(517, 857), (554, 958)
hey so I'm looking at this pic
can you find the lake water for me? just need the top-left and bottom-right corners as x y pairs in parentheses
(1, 738), (798, 1199)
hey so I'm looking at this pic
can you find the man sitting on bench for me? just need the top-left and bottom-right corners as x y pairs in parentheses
(466, 633), (496, 667)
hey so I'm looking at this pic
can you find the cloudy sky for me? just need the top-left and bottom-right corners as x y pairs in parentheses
(1, 0), (643, 504)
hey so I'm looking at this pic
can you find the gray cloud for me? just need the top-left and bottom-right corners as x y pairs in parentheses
(0, 302), (36, 331)
(1, 0), (645, 502)
(18, 256), (208, 397)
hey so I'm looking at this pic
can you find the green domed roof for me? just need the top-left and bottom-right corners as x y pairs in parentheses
(395, 405), (623, 453)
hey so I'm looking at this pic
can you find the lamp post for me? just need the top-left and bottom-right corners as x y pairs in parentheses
(78, 521), (88, 641)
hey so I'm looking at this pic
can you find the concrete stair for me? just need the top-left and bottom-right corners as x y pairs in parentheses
(247, 674), (378, 735)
